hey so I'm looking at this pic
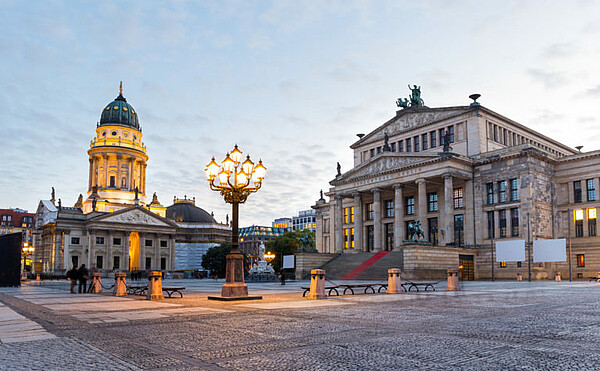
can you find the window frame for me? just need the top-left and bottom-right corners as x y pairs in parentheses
(405, 196), (415, 215)
(453, 187), (464, 209)
(427, 192), (438, 212)
(587, 179), (596, 202)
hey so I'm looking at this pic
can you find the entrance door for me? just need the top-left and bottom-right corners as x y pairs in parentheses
(366, 226), (374, 251)
(459, 254), (474, 281)
(129, 232), (140, 271)
(385, 223), (394, 251)
(428, 217), (438, 245)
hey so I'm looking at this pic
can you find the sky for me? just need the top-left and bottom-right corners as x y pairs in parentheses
(1, 0), (600, 226)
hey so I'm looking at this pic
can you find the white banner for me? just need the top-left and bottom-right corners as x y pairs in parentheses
(533, 239), (566, 262)
(495, 240), (526, 262)
(282, 255), (295, 269)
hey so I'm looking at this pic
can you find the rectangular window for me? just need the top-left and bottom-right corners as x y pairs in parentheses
(486, 183), (494, 205)
(447, 125), (455, 143)
(454, 214), (464, 247)
(511, 208), (519, 236)
(399, 140), (404, 152)
(366, 226), (374, 251)
(499, 209), (507, 237)
(161, 257), (167, 270)
(96, 237), (104, 245)
(160, 240), (168, 248)
(574, 181), (582, 203)
(377, 146), (382, 154)
(577, 254), (585, 267)
(427, 192), (438, 212)
(391, 142), (396, 152)
(145, 257), (152, 270)
(453, 188), (464, 209)
(344, 207), (355, 224)
(366, 203), (374, 220)
(430, 131), (436, 147)
(588, 208), (597, 236)
(406, 138), (412, 152)
(343, 228), (355, 249)
(499, 261), (507, 268)
(414, 136), (419, 152)
(113, 256), (120, 270)
(510, 179), (518, 201)
(370, 148), (375, 157)
(96, 255), (103, 269)
(428, 217), (438, 245)
(405, 196), (415, 215)
(487, 211), (495, 239)
(385, 223), (394, 250)
(587, 179), (596, 201)
(439, 128), (445, 146)
(575, 209), (584, 237)
(385, 200), (394, 218)
(71, 237), (80, 245)
(498, 181), (507, 203)
(113, 238), (121, 246)
(493, 125), (498, 142)
(145, 239), (153, 247)
(422, 134), (428, 150)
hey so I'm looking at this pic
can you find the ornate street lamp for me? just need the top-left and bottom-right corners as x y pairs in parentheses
(21, 242), (35, 278)
(264, 251), (276, 263)
(205, 145), (266, 299)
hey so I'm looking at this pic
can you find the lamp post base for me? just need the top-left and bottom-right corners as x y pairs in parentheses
(207, 250), (262, 301)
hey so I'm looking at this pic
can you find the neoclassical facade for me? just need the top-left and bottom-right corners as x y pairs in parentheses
(314, 91), (600, 280)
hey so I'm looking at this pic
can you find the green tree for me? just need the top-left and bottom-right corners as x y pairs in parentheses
(266, 230), (316, 272)
(201, 243), (251, 278)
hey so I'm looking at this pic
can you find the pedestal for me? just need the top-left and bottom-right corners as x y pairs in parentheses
(147, 271), (164, 300)
(387, 268), (402, 294)
(307, 269), (326, 300)
(113, 272), (127, 297)
(446, 269), (460, 291)
(209, 252), (262, 301)
(90, 273), (102, 293)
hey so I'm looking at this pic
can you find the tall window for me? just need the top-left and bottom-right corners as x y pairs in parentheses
(391, 142), (396, 152)
(498, 180), (507, 203)
(454, 215), (464, 247)
(427, 192), (438, 212)
(414, 135), (420, 152)
(577, 254), (585, 267)
(113, 256), (120, 270)
(96, 255), (103, 269)
(486, 183), (494, 205)
(399, 140), (404, 152)
(385, 200), (394, 218)
(430, 131), (437, 148)
(367, 226), (374, 251)
(510, 179), (518, 201)
(453, 188), (464, 209)
(385, 224), (394, 251)
(366, 203), (374, 220)
(511, 208), (519, 236)
(574, 181), (582, 203)
(405, 196), (415, 215)
(343, 228), (355, 249)
(499, 209), (507, 237)
(487, 211), (495, 239)
(439, 128), (445, 146)
(110, 176), (115, 187)
(370, 148), (375, 157)
(575, 209), (584, 237)
(406, 138), (412, 152)
(422, 133), (428, 150)
(428, 217), (438, 245)
(447, 125), (455, 143)
(588, 208), (597, 237)
(587, 179), (596, 201)
(344, 207), (354, 224)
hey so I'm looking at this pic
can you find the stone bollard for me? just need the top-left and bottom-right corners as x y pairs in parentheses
(113, 272), (127, 297)
(555, 272), (562, 282)
(387, 268), (403, 294)
(90, 273), (102, 293)
(306, 269), (326, 300)
(147, 271), (164, 300)
(446, 269), (460, 291)
(517, 273), (523, 282)
(36, 274), (40, 281)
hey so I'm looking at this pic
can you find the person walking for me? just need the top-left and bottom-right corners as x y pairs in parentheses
(67, 266), (78, 293)
(280, 270), (286, 285)
(78, 264), (89, 293)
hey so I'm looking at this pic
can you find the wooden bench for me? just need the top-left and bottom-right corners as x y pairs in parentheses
(301, 286), (340, 297)
(402, 281), (438, 292)
(338, 283), (387, 295)
(162, 287), (185, 298)
(127, 285), (147, 295)
(589, 276), (600, 282)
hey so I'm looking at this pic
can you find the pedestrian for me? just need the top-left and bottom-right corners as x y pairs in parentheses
(280, 270), (286, 285)
(67, 266), (78, 293)
(78, 264), (89, 293)
(88, 264), (98, 293)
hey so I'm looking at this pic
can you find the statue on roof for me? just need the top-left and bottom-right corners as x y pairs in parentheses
(336, 162), (341, 177)
(320, 189), (324, 200)
(382, 132), (391, 152)
(92, 198), (97, 211)
(51, 187), (56, 203)
(396, 85), (425, 109)
(443, 130), (452, 153)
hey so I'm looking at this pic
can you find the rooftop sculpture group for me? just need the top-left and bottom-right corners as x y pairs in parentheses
(396, 85), (425, 109)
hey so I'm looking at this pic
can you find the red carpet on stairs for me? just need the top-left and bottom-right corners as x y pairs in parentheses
(341, 251), (391, 280)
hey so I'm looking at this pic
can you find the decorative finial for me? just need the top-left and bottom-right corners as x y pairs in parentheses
(119, 81), (123, 96)
(575, 146), (583, 153)
(469, 94), (481, 107)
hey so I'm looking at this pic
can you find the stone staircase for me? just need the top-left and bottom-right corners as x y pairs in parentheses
(320, 251), (404, 281)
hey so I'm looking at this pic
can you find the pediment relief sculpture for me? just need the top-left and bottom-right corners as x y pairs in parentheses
(99, 209), (169, 226)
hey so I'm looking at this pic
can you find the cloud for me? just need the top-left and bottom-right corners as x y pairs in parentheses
(541, 43), (575, 59)
(527, 69), (566, 88)
(587, 85), (600, 96)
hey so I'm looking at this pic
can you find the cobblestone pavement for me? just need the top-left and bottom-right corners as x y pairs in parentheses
(1, 280), (600, 370)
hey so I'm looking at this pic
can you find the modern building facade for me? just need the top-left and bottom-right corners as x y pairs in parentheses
(239, 225), (287, 262)
(272, 217), (293, 232)
(292, 209), (317, 232)
(314, 89), (599, 280)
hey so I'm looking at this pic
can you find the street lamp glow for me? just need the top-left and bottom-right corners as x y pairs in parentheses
(264, 251), (276, 263)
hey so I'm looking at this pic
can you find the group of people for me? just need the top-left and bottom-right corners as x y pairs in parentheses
(66, 264), (90, 293)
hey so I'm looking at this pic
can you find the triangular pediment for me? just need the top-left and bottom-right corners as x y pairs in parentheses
(332, 153), (438, 184)
(90, 206), (176, 227)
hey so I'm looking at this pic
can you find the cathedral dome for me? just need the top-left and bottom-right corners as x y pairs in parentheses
(99, 84), (140, 130)
(166, 201), (216, 223)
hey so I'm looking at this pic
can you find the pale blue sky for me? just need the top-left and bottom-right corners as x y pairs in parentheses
(1, 1), (600, 226)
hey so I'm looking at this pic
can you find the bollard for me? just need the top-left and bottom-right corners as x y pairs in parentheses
(113, 272), (127, 296)
(306, 269), (326, 299)
(555, 272), (562, 282)
(36, 274), (40, 282)
(147, 271), (164, 300)
(387, 268), (403, 294)
(517, 273), (523, 282)
(446, 269), (460, 291)
(90, 273), (102, 293)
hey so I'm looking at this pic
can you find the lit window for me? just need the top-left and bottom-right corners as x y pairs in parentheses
(577, 254), (585, 267)
(574, 209), (584, 221)
(588, 208), (596, 219)
(499, 261), (507, 268)
(343, 228), (354, 249)
(453, 188), (464, 209)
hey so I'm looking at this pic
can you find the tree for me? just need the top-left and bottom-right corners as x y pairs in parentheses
(201, 243), (251, 278)
(266, 230), (316, 272)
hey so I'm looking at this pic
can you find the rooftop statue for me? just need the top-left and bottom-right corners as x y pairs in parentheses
(396, 85), (425, 109)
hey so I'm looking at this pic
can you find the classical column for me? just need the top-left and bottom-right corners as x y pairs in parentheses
(169, 235), (176, 270)
(373, 188), (382, 252)
(353, 192), (363, 251)
(124, 232), (130, 271)
(63, 230), (70, 270)
(92, 156), (99, 188)
(103, 154), (109, 189)
(128, 158), (134, 190)
(139, 233), (146, 270)
(335, 196), (344, 253)
(394, 184), (404, 249)
(142, 164), (147, 194)
(54, 232), (62, 272)
(417, 179), (428, 239)
(443, 175), (454, 246)
(88, 158), (93, 191)
(107, 230), (113, 271)
(154, 234), (161, 270)
(116, 155), (122, 189)
(88, 230), (95, 268)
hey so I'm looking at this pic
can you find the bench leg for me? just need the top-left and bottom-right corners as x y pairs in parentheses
(303, 289), (308, 297)
(365, 286), (375, 294)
